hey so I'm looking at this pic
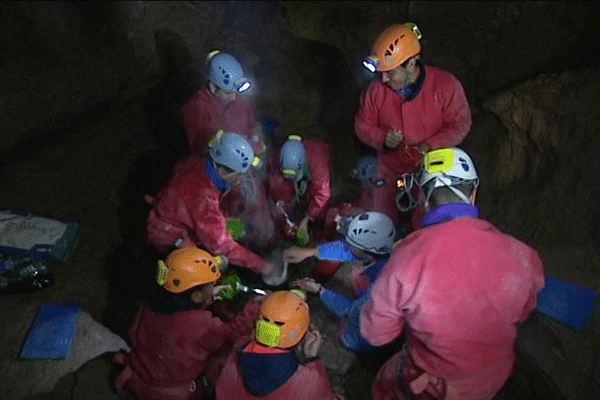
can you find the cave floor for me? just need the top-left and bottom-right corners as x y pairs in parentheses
(0, 99), (594, 399)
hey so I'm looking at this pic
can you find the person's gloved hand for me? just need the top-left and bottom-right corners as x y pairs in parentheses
(298, 216), (310, 244)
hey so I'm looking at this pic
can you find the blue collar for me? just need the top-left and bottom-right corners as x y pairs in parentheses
(394, 61), (426, 101)
(420, 203), (479, 228)
(204, 158), (231, 191)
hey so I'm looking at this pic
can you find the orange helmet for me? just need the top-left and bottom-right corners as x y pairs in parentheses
(363, 23), (422, 72)
(255, 290), (310, 349)
(156, 247), (222, 293)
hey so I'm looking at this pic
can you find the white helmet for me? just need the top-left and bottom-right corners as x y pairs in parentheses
(342, 212), (396, 255)
(352, 155), (377, 181)
(206, 50), (251, 93)
(279, 135), (307, 181)
(208, 130), (258, 173)
(418, 147), (479, 203)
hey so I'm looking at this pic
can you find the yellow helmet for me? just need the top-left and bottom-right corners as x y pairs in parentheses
(255, 290), (310, 349)
(156, 247), (222, 293)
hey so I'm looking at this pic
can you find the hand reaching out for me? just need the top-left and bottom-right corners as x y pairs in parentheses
(283, 246), (318, 263)
(292, 277), (322, 294)
(303, 323), (322, 358)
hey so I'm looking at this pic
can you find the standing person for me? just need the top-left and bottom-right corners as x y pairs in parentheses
(268, 135), (331, 245)
(113, 247), (264, 400)
(355, 23), (472, 228)
(180, 50), (262, 155)
(285, 211), (396, 353)
(180, 50), (273, 246)
(146, 131), (282, 283)
(360, 147), (545, 400)
(215, 290), (345, 400)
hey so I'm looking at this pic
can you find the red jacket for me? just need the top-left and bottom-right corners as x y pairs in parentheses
(146, 155), (267, 273)
(360, 217), (544, 398)
(215, 336), (343, 400)
(355, 65), (472, 175)
(117, 298), (260, 400)
(268, 138), (331, 222)
(180, 86), (262, 154)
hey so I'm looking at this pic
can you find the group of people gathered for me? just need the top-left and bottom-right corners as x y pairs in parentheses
(113, 23), (545, 400)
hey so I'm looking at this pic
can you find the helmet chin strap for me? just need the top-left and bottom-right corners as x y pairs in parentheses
(294, 178), (307, 198)
(422, 179), (473, 209)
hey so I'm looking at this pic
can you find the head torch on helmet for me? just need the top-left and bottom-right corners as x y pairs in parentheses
(362, 56), (379, 73)
(235, 78), (251, 93)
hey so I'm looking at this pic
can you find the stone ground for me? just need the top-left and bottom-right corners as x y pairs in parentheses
(0, 98), (594, 399)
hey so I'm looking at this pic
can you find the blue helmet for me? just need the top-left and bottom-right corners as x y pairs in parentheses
(208, 131), (257, 173)
(353, 155), (377, 181)
(206, 51), (251, 93)
(279, 135), (307, 181)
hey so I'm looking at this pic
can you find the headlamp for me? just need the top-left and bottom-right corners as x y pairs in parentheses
(362, 56), (379, 73)
(405, 22), (423, 40)
(235, 77), (251, 93)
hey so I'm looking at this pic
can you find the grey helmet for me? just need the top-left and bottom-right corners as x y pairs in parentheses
(343, 212), (396, 255)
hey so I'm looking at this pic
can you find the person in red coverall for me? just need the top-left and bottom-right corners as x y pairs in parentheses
(215, 290), (344, 400)
(268, 135), (331, 245)
(312, 154), (379, 282)
(180, 50), (273, 247)
(113, 247), (265, 400)
(146, 131), (282, 281)
(359, 148), (545, 400)
(356, 23), (472, 229)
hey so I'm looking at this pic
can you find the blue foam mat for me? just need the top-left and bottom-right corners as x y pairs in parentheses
(537, 276), (597, 330)
(20, 303), (81, 360)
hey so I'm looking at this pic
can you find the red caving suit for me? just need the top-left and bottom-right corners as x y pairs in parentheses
(355, 65), (472, 226)
(215, 337), (344, 400)
(180, 86), (274, 247)
(268, 138), (331, 233)
(115, 297), (260, 400)
(146, 155), (267, 273)
(360, 215), (545, 400)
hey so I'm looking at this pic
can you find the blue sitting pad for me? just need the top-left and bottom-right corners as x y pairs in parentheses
(20, 303), (81, 360)
(537, 276), (597, 331)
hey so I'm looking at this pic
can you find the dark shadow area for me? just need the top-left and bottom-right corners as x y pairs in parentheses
(101, 29), (197, 339)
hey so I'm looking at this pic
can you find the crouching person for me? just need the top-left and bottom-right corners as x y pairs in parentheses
(113, 247), (263, 400)
(215, 290), (345, 400)
(360, 148), (545, 400)
(286, 211), (396, 354)
(146, 131), (280, 282)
